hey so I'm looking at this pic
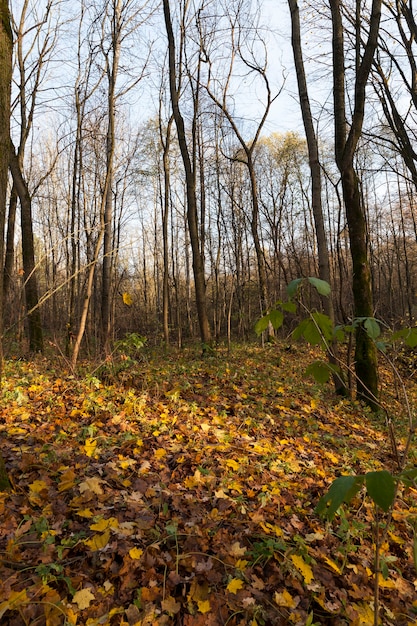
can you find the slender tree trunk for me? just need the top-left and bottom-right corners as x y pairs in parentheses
(162, 0), (211, 347)
(330, 0), (381, 408)
(289, 0), (347, 395)
(101, 0), (122, 355)
(9, 143), (43, 353)
(0, 0), (13, 490)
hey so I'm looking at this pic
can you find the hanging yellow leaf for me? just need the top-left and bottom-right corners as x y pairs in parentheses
(122, 292), (133, 306)
(129, 547), (143, 559)
(72, 588), (95, 610)
(226, 578), (244, 594)
(197, 599), (211, 613)
(291, 554), (314, 584)
(84, 529), (110, 551)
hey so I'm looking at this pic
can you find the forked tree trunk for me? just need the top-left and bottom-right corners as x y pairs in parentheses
(162, 0), (211, 348)
(330, 0), (381, 408)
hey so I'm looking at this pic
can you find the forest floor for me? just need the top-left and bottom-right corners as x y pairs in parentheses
(0, 342), (417, 626)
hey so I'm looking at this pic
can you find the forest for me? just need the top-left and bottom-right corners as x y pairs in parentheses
(1, 0), (417, 624)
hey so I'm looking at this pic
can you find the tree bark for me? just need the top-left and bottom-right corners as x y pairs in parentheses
(9, 143), (43, 353)
(0, 0), (13, 489)
(330, 0), (381, 408)
(288, 0), (347, 395)
(162, 0), (211, 347)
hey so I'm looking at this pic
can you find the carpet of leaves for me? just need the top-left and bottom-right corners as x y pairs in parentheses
(0, 343), (416, 626)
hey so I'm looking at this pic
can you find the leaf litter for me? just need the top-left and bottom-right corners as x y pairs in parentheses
(0, 344), (416, 625)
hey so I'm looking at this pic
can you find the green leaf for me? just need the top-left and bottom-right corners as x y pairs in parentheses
(287, 278), (303, 299)
(312, 312), (333, 342)
(364, 318), (381, 340)
(255, 314), (270, 336)
(307, 277), (331, 297)
(365, 471), (396, 512)
(315, 475), (364, 520)
(281, 301), (297, 314)
(305, 361), (332, 384)
(269, 309), (284, 330)
(404, 328), (417, 348)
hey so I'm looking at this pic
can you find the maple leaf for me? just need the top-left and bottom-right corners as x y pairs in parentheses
(161, 595), (181, 614)
(129, 547), (143, 559)
(72, 588), (95, 610)
(197, 599), (211, 613)
(226, 578), (244, 594)
(274, 589), (298, 608)
(79, 477), (104, 495)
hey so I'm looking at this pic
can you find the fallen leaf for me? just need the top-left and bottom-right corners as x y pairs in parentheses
(72, 588), (95, 610)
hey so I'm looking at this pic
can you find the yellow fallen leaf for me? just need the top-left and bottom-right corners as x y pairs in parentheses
(274, 589), (297, 608)
(76, 508), (94, 518)
(229, 542), (246, 557)
(58, 468), (76, 492)
(84, 438), (97, 457)
(351, 601), (374, 624)
(197, 599), (211, 613)
(84, 529), (110, 551)
(129, 547), (143, 559)
(79, 477), (104, 495)
(154, 448), (166, 459)
(291, 554), (314, 584)
(29, 479), (48, 493)
(378, 575), (395, 589)
(72, 588), (95, 610)
(0, 589), (28, 619)
(90, 517), (118, 532)
(225, 459), (240, 471)
(323, 556), (342, 575)
(235, 559), (249, 571)
(226, 578), (244, 594)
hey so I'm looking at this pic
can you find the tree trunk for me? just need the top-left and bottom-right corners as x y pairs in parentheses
(162, 0), (211, 347)
(330, 0), (381, 408)
(9, 143), (43, 353)
(289, 0), (347, 395)
(0, 0), (13, 490)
